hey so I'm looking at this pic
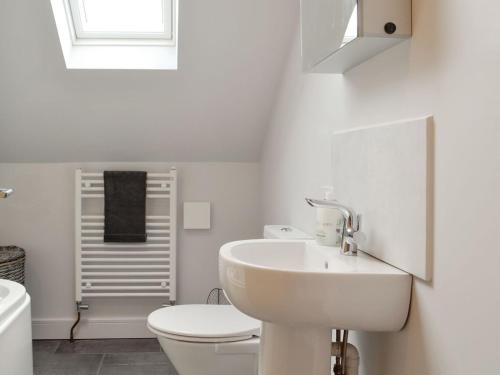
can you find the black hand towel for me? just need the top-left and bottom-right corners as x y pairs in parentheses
(104, 171), (147, 243)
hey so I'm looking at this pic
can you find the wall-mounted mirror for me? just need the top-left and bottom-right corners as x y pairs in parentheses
(301, 0), (412, 74)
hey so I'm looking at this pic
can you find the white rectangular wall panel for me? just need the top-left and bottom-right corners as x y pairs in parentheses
(332, 116), (433, 280)
(183, 201), (211, 229)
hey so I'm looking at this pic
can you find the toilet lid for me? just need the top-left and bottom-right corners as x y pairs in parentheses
(148, 304), (260, 341)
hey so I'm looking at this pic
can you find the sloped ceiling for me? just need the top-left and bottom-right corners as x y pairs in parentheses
(0, 0), (298, 162)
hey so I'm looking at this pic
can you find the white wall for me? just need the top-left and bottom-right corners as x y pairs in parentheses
(0, 0), (297, 162)
(0, 162), (260, 339)
(261, 0), (500, 374)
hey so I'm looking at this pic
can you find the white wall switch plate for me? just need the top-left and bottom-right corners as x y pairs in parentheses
(183, 201), (211, 229)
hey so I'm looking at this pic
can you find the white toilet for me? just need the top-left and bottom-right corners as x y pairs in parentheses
(148, 304), (260, 375)
(147, 225), (312, 375)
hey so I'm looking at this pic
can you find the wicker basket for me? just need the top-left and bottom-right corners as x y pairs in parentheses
(0, 246), (25, 285)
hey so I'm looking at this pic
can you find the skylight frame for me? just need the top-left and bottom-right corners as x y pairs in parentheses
(67, 0), (175, 45)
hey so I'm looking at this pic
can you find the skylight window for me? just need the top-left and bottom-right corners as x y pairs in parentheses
(51, 0), (178, 69)
(68, 0), (173, 41)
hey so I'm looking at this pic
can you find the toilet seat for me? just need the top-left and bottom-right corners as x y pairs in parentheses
(148, 326), (256, 343)
(148, 304), (260, 344)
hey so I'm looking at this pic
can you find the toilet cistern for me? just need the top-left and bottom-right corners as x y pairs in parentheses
(305, 198), (360, 255)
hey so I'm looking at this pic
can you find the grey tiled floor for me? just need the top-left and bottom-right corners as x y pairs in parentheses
(33, 339), (178, 375)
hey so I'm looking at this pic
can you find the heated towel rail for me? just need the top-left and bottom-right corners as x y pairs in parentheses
(75, 168), (177, 304)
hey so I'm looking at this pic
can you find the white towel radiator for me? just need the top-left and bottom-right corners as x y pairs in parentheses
(74, 168), (177, 305)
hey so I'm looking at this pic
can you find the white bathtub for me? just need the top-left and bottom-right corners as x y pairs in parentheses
(0, 279), (33, 375)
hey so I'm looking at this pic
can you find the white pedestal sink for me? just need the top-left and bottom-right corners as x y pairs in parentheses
(219, 240), (412, 375)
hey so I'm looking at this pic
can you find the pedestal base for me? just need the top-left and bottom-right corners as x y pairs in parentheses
(258, 322), (331, 375)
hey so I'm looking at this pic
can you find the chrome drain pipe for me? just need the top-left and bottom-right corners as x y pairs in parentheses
(332, 331), (359, 375)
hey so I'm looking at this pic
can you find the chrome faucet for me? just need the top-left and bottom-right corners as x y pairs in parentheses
(0, 188), (14, 199)
(305, 198), (360, 256)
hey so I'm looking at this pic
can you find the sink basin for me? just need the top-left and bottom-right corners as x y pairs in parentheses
(219, 239), (411, 331)
(219, 239), (412, 375)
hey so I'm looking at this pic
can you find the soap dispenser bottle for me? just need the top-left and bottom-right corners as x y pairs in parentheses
(315, 186), (343, 246)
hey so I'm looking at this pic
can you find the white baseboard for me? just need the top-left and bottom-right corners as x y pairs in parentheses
(32, 317), (155, 340)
